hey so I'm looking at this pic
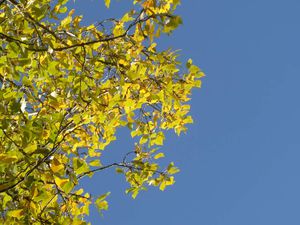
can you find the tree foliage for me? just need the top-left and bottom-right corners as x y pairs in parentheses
(0, 0), (204, 224)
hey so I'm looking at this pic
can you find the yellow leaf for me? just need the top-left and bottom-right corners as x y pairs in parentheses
(50, 158), (65, 173)
(29, 201), (37, 214)
(7, 209), (24, 218)
(168, 166), (180, 175)
(153, 132), (165, 146)
(24, 143), (37, 154)
(54, 176), (69, 190)
(121, 13), (134, 23)
(75, 188), (84, 195)
(89, 159), (101, 167)
(95, 192), (110, 215)
(61, 16), (72, 27)
(113, 23), (124, 36)
(154, 152), (165, 159)
(104, 0), (111, 8)
(159, 181), (166, 191)
(165, 176), (175, 186)
(42, 129), (50, 140)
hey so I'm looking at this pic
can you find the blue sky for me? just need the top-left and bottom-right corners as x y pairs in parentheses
(71, 0), (300, 224)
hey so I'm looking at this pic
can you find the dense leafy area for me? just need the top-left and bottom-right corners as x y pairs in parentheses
(0, 0), (204, 224)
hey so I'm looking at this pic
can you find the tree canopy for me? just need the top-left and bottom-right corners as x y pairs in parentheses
(0, 0), (204, 224)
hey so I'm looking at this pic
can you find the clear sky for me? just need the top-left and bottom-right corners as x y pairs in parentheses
(71, 0), (300, 224)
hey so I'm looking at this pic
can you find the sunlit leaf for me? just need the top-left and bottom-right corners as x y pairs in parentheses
(154, 152), (165, 159)
(7, 209), (24, 218)
(104, 0), (111, 8)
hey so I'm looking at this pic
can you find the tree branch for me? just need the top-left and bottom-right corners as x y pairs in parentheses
(0, 113), (72, 193)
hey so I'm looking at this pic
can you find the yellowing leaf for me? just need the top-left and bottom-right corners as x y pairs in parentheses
(154, 152), (165, 159)
(121, 13), (134, 23)
(24, 143), (37, 154)
(42, 129), (50, 140)
(113, 23), (124, 36)
(152, 132), (165, 146)
(96, 200), (108, 210)
(115, 168), (124, 174)
(54, 176), (69, 190)
(89, 159), (101, 167)
(95, 192), (110, 215)
(7, 209), (24, 218)
(73, 158), (90, 175)
(104, 0), (111, 8)
(0, 154), (18, 164)
(61, 16), (72, 27)
(165, 176), (175, 186)
(50, 158), (65, 173)
(159, 181), (166, 191)
(132, 190), (139, 199)
(62, 180), (74, 194)
(168, 166), (180, 175)
(139, 135), (148, 145)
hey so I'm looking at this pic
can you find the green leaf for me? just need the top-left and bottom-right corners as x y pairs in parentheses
(62, 180), (74, 194)
(115, 168), (124, 174)
(73, 158), (90, 175)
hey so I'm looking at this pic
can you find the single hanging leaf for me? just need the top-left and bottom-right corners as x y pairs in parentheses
(104, 0), (111, 8)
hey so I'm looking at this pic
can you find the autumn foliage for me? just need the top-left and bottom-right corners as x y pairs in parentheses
(0, 0), (203, 224)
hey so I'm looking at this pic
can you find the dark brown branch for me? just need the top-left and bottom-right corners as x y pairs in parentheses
(0, 32), (32, 46)
(77, 161), (165, 180)
(77, 163), (118, 180)
(1, 128), (28, 158)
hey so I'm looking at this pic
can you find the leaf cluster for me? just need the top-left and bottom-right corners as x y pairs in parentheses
(0, 0), (204, 224)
